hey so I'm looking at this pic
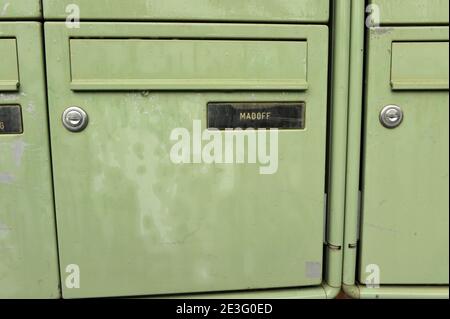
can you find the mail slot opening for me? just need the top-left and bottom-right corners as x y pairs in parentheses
(0, 38), (20, 92)
(69, 38), (309, 91)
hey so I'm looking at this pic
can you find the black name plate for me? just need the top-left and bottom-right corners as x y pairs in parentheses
(207, 102), (305, 130)
(0, 105), (23, 134)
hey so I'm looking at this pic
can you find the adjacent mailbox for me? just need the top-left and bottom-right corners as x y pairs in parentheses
(0, 22), (59, 298)
(45, 22), (329, 298)
(360, 27), (449, 285)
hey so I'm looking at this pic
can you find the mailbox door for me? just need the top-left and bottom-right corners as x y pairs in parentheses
(45, 23), (329, 298)
(0, 0), (42, 20)
(0, 22), (59, 298)
(43, 0), (329, 23)
(359, 27), (449, 285)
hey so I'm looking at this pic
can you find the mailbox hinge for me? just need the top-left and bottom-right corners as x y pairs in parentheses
(326, 243), (342, 251)
(347, 191), (362, 249)
(324, 193), (342, 250)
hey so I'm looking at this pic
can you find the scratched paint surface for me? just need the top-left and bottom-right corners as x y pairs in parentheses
(0, 23), (59, 298)
(0, 0), (41, 19)
(45, 23), (329, 298)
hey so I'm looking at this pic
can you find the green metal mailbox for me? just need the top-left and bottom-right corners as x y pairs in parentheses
(360, 27), (449, 285)
(343, 0), (449, 299)
(0, 2), (60, 298)
(44, 21), (330, 299)
(2, 0), (447, 300)
(38, 0), (352, 300)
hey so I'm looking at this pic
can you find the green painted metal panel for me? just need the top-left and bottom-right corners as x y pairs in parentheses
(358, 286), (449, 299)
(359, 27), (449, 285)
(0, 22), (60, 298)
(0, 38), (19, 91)
(344, 284), (449, 299)
(0, 0), (42, 20)
(43, 0), (329, 22)
(166, 286), (329, 299)
(391, 42), (449, 90)
(69, 39), (308, 91)
(324, 0), (351, 289)
(370, 0), (449, 25)
(343, 0), (365, 288)
(45, 22), (329, 298)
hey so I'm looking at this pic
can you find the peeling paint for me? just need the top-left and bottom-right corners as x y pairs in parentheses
(0, 92), (26, 101)
(26, 102), (36, 114)
(0, 223), (11, 237)
(305, 261), (322, 279)
(1, 3), (9, 16)
(0, 172), (14, 184)
(11, 139), (27, 167)
(371, 27), (394, 37)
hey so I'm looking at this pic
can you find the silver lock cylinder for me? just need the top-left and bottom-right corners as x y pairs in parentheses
(380, 105), (403, 129)
(62, 106), (88, 132)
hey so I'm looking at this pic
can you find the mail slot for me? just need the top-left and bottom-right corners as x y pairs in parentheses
(69, 39), (308, 91)
(391, 42), (449, 90)
(45, 22), (329, 298)
(0, 38), (19, 91)
(44, 0), (329, 23)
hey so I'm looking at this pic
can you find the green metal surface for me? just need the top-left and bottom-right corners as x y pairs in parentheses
(170, 288), (328, 299)
(0, 0), (42, 20)
(343, 0), (364, 287)
(391, 42), (449, 90)
(0, 22), (60, 298)
(344, 2), (450, 299)
(43, 0), (329, 23)
(370, 0), (449, 25)
(166, 283), (340, 299)
(0, 38), (19, 91)
(359, 27), (449, 285)
(324, 0), (351, 289)
(45, 22), (329, 299)
(69, 39), (309, 91)
(343, 284), (449, 300)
